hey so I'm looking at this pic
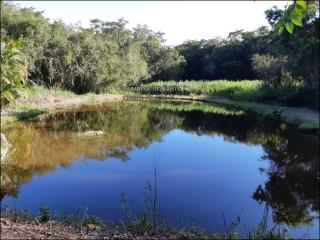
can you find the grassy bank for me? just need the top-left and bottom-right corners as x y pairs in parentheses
(1, 83), (318, 131)
(210, 97), (319, 130)
(110, 80), (319, 131)
(0, 86), (123, 125)
(119, 80), (302, 105)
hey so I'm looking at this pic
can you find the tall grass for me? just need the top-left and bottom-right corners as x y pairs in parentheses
(132, 80), (302, 105)
(15, 80), (302, 107)
(18, 85), (76, 99)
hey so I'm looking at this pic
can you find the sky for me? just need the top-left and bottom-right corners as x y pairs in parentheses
(13, 1), (290, 46)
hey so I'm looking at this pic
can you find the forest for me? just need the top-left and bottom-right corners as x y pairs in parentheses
(1, 1), (319, 108)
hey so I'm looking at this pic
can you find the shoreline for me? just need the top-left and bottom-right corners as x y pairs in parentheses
(0, 206), (293, 240)
(0, 94), (124, 125)
(0, 216), (179, 240)
(1, 93), (318, 132)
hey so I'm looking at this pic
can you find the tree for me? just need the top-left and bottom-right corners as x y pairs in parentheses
(1, 2), (50, 82)
(251, 54), (293, 89)
(1, 1), (318, 107)
(1, 3), (185, 92)
(0, 39), (28, 106)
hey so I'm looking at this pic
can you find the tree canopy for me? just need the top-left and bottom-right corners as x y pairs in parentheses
(1, 2), (185, 94)
(1, 1), (319, 107)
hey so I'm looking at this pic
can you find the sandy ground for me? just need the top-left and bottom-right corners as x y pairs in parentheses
(1, 217), (84, 239)
(0, 217), (183, 240)
(1, 94), (124, 117)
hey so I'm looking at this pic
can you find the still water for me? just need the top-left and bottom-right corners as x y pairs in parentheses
(1, 101), (319, 238)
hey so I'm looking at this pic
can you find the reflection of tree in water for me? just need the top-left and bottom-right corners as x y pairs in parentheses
(252, 130), (319, 226)
(1, 167), (18, 200)
(1, 102), (182, 200)
(152, 103), (319, 227)
(1, 101), (319, 228)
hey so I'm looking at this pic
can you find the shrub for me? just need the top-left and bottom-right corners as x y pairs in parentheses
(0, 39), (28, 106)
(38, 203), (51, 223)
(251, 54), (296, 89)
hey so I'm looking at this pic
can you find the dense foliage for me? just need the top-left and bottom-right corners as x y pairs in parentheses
(175, 1), (319, 107)
(1, 2), (185, 94)
(0, 39), (28, 106)
(1, 1), (319, 107)
(274, 0), (307, 34)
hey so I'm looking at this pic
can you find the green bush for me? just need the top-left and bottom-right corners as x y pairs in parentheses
(0, 39), (27, 106)
(251, 54), (297, 89)
(38, 203), (51, 223)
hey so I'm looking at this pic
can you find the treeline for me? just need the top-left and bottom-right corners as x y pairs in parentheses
(176, 3), (319, 107)
(1, 2), (319, 107)
(1, 2), (185, 94)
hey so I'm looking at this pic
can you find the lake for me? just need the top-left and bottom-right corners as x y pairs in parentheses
(1, 101), (319, 238)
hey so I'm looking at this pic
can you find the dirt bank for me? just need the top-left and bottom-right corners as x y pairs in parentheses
(1, 217), (82, 239)
(119, 94), (319, 131)
(0, 217), (183, 240)
(1, 94), (124, 116)
(1, 93), (318, 131)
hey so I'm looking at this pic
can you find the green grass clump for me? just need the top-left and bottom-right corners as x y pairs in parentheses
(37, 203), (51, 223)
(140, 80), (264, 100)
(18, 85), (76, 99)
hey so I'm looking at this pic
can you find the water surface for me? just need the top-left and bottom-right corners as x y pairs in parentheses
(1, 101), (319, 238)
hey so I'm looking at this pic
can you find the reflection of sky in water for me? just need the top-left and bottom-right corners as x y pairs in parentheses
(3, 129), (319, 238)
(2, 102), (319, 239)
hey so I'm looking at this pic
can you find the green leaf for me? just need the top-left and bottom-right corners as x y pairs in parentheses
(293, 6), (303, 17)
(296, 0), (307, 10)
(278, 25), (285, 35)
(285, 22), (294, 34)
(291, 16), (302, 26)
